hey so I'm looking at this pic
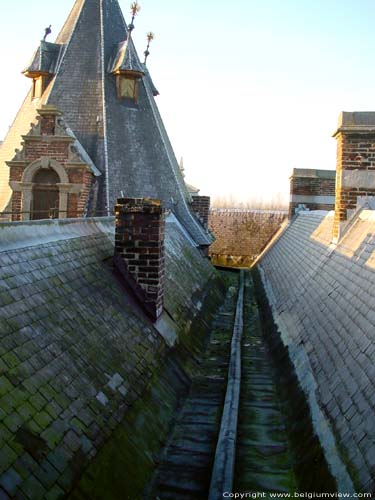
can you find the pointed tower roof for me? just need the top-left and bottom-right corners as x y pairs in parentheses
(109, 39), (145, 75)
(0, 0), (211, 245)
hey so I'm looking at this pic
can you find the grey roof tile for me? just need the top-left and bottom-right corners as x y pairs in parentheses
(23, 41), (63, 76)
(0, 215), (216, 494)
(259, 209), (375, 492)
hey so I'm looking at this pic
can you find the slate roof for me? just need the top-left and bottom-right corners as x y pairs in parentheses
(258, 209), (375, 493)
(23, 42), (63, 76)
(109, 38), (145, 75)
(142, 64), (159, 97)
(0, 0), (211, 245)
(0, 215), (215, 497)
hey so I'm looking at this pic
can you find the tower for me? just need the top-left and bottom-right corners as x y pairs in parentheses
(0, 0), (211, 247)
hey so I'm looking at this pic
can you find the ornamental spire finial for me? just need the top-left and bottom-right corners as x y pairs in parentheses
(43, 25), (52, 41)
(143, 32), (155, 65)
(128, 2), (141, 34)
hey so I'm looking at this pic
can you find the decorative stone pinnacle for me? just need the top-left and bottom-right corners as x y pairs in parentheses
(144, 32), (155, 64)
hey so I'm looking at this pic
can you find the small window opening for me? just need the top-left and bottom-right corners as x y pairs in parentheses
(31, 168), (60, 220)
(32, 76), (49, 99)
(118, 75), (139, 102)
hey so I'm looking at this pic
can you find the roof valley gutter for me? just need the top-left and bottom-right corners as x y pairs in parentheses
(208, 270), (244, 498)
(100, 0), (111, 216)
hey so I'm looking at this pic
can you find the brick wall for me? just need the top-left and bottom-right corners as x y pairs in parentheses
(289, 168), (336, 218)
(191, 195), (210, 229)
(114, 198), (165, 321)
(333, 113), (375, 240)
(209, 209), (287, 267)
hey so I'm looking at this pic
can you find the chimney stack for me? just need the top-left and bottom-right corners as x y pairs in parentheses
(191, 195), (211, 229)
(333, 112), (375, 241)
(289, 168), (335, 219)
(114, 198), (165, 321)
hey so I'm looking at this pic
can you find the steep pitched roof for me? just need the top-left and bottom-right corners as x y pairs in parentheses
(0, 214), (216, 496)
(258, 209), (375, 492)
(0, 0), (211, 245)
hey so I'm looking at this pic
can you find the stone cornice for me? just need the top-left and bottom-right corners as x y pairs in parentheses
(6, 161), (28, 167)
(57, 183), (85, 194)
(333, 126), (375, 138)
(65, 161), (91, 170)
(21, 135), (74, 143)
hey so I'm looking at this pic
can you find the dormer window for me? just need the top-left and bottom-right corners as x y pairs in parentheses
(110, 39), (145, 104)
(119, 75), (138, 101)
(23, 41), (62, 100)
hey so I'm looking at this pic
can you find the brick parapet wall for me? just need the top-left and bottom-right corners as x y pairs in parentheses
(209, 209), (287, 267)
(191, 195), (210, 229)
(333, 132), (375, 239)
(114, 198), (165, 321)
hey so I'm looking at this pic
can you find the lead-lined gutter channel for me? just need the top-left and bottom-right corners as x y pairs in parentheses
(208, 269), (244, 499)
(148, 270), (239, 499)
(148, 269), (336, 499)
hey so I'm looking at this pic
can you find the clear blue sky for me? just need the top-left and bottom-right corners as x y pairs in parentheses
(2, 0), (375, 203)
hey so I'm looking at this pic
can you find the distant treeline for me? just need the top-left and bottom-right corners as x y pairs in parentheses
(211, 193), (288, 211)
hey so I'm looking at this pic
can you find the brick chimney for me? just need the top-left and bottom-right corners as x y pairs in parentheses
(114, 198), (165, 322)
(191, 195), (210, 229)
(333, 112), (375, 241)
(289, 168), (335, 219)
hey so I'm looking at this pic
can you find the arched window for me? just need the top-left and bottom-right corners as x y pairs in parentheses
(31, 168), (60, 220)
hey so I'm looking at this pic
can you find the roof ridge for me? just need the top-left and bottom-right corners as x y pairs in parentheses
(100, 0), (110, 215)
(55, 0), (86, 45)
(45, 0), (86, 105)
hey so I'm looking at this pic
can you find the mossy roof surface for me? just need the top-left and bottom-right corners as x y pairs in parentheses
(0, 215), (215, 498)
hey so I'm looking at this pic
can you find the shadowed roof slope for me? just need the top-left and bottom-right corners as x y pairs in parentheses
(0, 215), (216, 496)
(0, 0), (211, 245)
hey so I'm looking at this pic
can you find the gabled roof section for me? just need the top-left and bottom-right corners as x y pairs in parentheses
(23, 41), (63, 76)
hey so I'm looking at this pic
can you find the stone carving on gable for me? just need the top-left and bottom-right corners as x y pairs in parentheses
(55, 117), (68, 136)
(28, 120), (41, 136)
(68, 144), (83, 163)
(11, 147), (26, 162)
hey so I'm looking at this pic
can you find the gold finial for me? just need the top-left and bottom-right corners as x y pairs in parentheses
(130, 1), (141, 17)
(144, 32), (155, 65)
(128, 2), (141, 33)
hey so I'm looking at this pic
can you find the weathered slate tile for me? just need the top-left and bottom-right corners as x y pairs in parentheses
(260, 210), (375, 492)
